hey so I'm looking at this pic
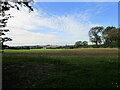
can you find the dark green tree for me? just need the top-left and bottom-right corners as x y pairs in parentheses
(102, 26), (118, 47)
(89, 26), (104, 45)
(82, 41), (88, 48)
(74, 41), (83, 48)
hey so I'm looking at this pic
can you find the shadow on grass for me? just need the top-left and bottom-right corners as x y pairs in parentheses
(2, 54), (119, 88)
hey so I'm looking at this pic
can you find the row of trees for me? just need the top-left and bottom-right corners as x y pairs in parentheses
(74, 26), (119, 48)
(89, 26), (119, 48)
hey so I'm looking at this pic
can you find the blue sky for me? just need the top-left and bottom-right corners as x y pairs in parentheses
(6, 2), (118, 46)
(32, 2), (118, 27)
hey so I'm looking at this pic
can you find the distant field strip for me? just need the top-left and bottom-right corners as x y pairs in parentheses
(4, 48), (118, 56)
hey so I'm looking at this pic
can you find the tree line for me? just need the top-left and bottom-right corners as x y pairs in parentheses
(75, 26), (119, 48)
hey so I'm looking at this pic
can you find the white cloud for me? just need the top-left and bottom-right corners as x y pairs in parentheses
(5, 6), (100, 46)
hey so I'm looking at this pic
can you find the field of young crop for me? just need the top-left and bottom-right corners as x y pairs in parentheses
(2, 48), (119, 88)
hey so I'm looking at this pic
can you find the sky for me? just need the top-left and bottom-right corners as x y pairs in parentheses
(5, 2), (118, 46)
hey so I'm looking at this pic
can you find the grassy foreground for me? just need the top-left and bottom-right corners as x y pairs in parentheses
(2, 48), (119, 88)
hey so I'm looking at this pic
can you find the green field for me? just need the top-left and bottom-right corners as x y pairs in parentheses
(2, 48), (119, 88)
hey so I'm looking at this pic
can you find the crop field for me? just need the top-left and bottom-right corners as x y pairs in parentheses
(2, 48), (120, 88)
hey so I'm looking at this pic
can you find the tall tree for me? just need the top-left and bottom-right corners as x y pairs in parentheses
(102, 26), (118, 47)
(89, 26), (104, 45)
(0, 0), (34, 51)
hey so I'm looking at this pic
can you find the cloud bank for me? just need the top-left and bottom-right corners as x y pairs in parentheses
(5, 6), (99, 46)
